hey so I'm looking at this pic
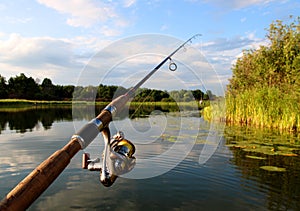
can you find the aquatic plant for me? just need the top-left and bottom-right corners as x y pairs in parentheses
(260, 166), (286, 172)
(225, 87), (300, 132)
(224, 16), (300, 132)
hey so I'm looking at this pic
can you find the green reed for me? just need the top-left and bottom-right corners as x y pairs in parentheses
(202, 98), (226, 122)
(225, 87), (300, 132)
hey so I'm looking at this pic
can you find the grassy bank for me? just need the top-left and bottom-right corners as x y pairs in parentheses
(0, 99), (203, 108)
(202, 99), (226, 122)
(0, 99), (112, 106)
(0, 99), (72, 106)
(226, 88), (300, 132)
(203, 87), (300, 132)
(129, 101), (202, 107)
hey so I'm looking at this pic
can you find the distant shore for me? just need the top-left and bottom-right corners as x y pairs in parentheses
(0, 99), (204, 107)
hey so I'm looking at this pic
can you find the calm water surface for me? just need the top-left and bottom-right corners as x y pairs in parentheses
(0, 105), (299, 210)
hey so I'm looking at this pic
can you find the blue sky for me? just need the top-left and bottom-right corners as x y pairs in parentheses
(0, 0), (299, 95)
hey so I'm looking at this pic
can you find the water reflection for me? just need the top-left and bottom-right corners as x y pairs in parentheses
(0, 103), (192, 134)
(0, 106), (73, 133)
(225, 126), (300, 210)
(1, 106), (300, 210)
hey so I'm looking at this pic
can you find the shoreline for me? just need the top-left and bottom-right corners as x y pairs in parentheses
(0, 99), (203, 107)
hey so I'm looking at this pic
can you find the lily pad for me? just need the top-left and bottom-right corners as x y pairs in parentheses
(281, 153), (298, 157)
(259, 166), (286, 172)
(242, 145), (276, 155)
(245, 155), (266, 160)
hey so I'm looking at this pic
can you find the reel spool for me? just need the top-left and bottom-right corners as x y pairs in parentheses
(111, 138), (135, 158)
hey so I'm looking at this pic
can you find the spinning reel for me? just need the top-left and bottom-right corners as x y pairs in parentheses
(82, 129), (136, 187)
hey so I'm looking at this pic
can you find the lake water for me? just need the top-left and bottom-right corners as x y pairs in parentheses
(0, 105), (300, 210)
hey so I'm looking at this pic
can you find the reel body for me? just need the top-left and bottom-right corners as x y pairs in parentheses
(82, 130), (136, 187)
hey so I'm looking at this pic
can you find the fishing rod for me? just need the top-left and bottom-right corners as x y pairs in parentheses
(0, 34), (201, 210)
(127, 34), (201, 97)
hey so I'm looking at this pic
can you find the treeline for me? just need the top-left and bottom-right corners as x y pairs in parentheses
(226, 16), (300, 131)
(0, 73), (212, 102)
(0, 73), (74, 100)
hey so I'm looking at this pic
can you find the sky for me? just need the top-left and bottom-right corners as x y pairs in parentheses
(0, 0), (299, 95)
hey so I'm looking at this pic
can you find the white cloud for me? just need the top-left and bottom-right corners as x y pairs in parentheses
(0, 33), (88, 84)
(100, 25), (122, 37)
(198, 32), (268, 90)
(198, 0), (284, 9)
(37, 0), (117, 28)
(123, 0), (136, 8)
(0, 34), (72, 67)
(3, 16), (32, 24)
(37, 0), (133, 37)
(70, 36), (112, 55)
(115, 19), (130, 28)
(201, 33), (267, 60)
(229, 0), (275, 9)
(160, 24), (168, 31)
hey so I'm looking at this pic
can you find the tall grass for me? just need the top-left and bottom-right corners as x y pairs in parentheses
(202, 98), (226, 122)
(225, 87), (300, 132)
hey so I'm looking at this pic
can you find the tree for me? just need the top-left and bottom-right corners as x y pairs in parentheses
(206, 90), (214, 100)
(41, 78), (55, 100)
(228, 16), (300, 97)
(0, 74), (215, 102)
(8, 73), (26, 98)
(8, 73), (40, 99)
(62, 85), (75, 99)
(0, 75), (8, 98)
(182, 93), (190, 102)
(26, 76), (40, 99)
(97, 84), (113, 101)
(192, 89), (205, 101)
(79, 86), (97, 100)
